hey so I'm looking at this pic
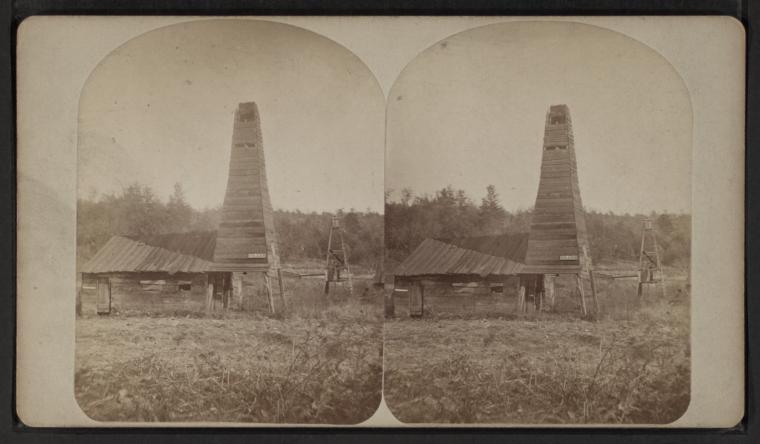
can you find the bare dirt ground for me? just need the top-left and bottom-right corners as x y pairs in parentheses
(383, 270), (690, 425)
(75, 277), (383, 424)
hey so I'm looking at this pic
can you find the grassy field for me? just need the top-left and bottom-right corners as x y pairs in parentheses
(383, 269), (690, 424)
(75, 276), (383, 424)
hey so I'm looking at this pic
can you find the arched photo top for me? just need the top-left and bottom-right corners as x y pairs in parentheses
(386, 20), (693, 217)
(78, 18), (385, 214)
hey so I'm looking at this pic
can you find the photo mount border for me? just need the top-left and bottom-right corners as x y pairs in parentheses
(3, 0), (754, 443)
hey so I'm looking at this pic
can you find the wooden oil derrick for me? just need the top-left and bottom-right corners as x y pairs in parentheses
(521, 104), (598, 316)
(323, 215), (354, 296)
(637, 218), (666, 299)
(209, 101), (285, 313)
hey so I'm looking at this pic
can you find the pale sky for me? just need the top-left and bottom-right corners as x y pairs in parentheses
(386, 21), (692, 214)
(78, 19), (385, 213)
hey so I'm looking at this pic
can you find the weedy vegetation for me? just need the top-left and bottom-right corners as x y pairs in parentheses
(75, 276), (383, 424)
(384, 271), (690, 424)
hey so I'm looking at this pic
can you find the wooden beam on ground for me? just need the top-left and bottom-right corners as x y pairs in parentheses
(593, 272), (639, 279)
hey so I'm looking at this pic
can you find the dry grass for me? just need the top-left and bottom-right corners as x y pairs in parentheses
(75, 277), (383, 424)
(383, 270), (690, 424)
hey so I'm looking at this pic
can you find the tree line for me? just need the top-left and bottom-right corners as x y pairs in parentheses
(77, 182), (383, 269)
(385, 185), (691, 267)
(77, 182), (690, 272)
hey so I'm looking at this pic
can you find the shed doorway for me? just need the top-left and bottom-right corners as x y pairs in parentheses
(96, 277), (111, 315)
(409, 283), (424, 317)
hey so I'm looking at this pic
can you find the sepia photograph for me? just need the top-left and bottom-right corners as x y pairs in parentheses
(383, 21), (692, 424)
(14, 15), (744, 429)
(73, 19), (385, 424)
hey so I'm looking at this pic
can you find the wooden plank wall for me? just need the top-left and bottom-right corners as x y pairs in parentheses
(525, 105), (590, 270)
(213, 102), (277, 270)
(80, 272), (208, 315)
(393, 277), (520, 317)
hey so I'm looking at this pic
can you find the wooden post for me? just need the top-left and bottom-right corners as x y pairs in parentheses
(76, 274), (83, 317)
(576, 273), (587, 316)
(517, 277), (526, 313)
(409, 281), (424, 317)
(515, 278), (521, 312)
(419, 282), (425, 317)
(384, 288), (395, 318)
(589, 270), (600, 315)
(264, 273), (275, 314)
(536, 274), (545, 312)
(528, 275), (538, 313)
(637, 269), (646, 300)
(206, 279), (214, 312)
(544, 274), (555, 311)
(323, 264), (332, 295)
(277, 269), (286, 310)
(524, 276), (532, 313)
(232, 273), (242, 309)
(96, 276), (112, 315)
(503, 277), (512, 311)
(222, 273), (230, 310)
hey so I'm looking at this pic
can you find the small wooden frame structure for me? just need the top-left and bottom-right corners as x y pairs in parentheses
(390, 235), (527, 318)
(637, 218), (666, 299)
(323, 215), (354, 296)
(78, 232), (217, 315)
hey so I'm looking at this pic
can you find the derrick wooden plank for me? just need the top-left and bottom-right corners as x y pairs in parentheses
(527, 239), (580, 248)
(526, 105), (592, 273)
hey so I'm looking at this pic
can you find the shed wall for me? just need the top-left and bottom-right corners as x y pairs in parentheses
(80, 272), (208, 315)
(393, 276), (520, 317)
(212, 102), (278, 272)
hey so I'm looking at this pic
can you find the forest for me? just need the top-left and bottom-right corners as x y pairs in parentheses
(385, 185), (691, 268)
(76, 182), (383, 269)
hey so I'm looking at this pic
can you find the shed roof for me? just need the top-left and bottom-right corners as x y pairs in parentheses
(393, 233), (528, 278)
(444, 233), (529, 261)
(134, 231), (217, 262)
(81, 231), (217, 274)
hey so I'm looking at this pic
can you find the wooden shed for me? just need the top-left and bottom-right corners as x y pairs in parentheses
(390, 234), (528, 317)
(79, 232), (217, 315)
